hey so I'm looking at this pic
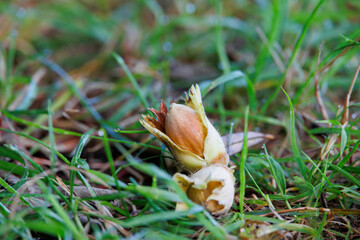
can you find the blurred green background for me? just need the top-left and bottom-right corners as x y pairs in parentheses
(1, 0), (359, 95)
(1, 1), (360, 239)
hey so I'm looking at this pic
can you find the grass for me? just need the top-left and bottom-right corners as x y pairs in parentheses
(1, 0), (360, 239)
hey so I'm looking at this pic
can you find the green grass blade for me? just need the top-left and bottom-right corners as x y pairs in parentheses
(43, 183), (86, 240)
(47, 100), (57, 174)
(260, 0), (326, 114)
(0, 160), (37, 177)
(1, 111), (165, 151)
(260, 222), (317, 237)
(39, 57), (124, 142)
(16, 73), (39, 110)
(214, 0), (230, 74)
(340, 126), (347, 157)
(126, 184), (182, 202)
(70, 130), (93, 203)
(263, 146), (286, 196)
(113, 53), (149, 109)
(123, 207), (201, 228)
(7, 145), (44, 173)
(338, 140), (360, 168)
(101, 128), (122, 190)
(201, 71), (246, 97)
(0, 127), (70, 165)
(330, 164), (360, 187)
(239, 106), (249, 220)
(282, 88), (308, 179)
(316, 212), (328, 238)
(246, 77), (257, 111)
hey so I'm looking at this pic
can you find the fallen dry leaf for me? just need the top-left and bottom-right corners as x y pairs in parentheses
(221, 132), (274, 156)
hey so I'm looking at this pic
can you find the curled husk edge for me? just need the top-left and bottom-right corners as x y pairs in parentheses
(173, 164), (235, 215)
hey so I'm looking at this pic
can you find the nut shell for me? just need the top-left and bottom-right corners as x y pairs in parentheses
(174, 164), (235, 215)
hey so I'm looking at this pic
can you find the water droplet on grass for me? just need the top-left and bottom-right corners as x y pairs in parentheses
(159, 15), (169, 25)
(162, 41), (173, 52)
(186, 3), (196, 14)
(98, 130), (104, 137)
(16, 7), (26, 18)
